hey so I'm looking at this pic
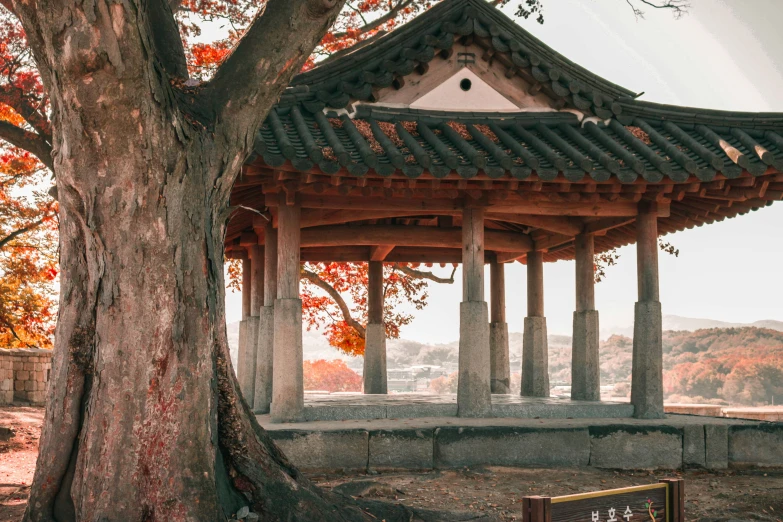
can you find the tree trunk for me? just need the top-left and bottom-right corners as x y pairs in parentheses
(11, 2), (484, 520)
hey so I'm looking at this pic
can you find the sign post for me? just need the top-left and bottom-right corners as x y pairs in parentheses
(521, 478), (685, 522)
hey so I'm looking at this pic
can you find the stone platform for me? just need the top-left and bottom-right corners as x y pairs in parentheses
(290, 393), (634, 422)
(257, 409), (783, 472)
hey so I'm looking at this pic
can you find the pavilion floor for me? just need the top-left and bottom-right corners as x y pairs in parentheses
(261, 392), (634, 423)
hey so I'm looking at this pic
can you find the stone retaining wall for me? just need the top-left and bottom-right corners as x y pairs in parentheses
(665, 403), (783, 422)
(269, 422), (783, 472)
(0, 348), (52, 405)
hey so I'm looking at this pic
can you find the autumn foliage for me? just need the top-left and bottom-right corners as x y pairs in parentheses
(303, 359), (363, 392)
(544, 328), (783, 406)
(0, 121), (56, 348)
(301, 262), (432, 356)
(0, 1), (449, 350)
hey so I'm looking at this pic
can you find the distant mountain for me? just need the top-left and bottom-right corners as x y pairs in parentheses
(228, 319), (783, 406)
(603, 315), (783, 338)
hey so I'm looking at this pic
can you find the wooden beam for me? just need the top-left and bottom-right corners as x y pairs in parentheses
(300, 208), (589, 237)
(370, 245), (395, 261)
(267, 193), (462, 212)
(267, 193), (641, 217)
(385, 247), (463, 264)
(299, 225), (532, 253)
(225, 249), (247, 260)
(533, 233), (573, 252)
(583, 216), (636, 236)
(239, 231), (258, 246)
(299, 209), (441, 228)
(312, 225), (532, 252)
(301, 247), (369, 262)
(299, 246), (466, 264)
(495, 251), (526, 263)
(486, 213), (582, 236)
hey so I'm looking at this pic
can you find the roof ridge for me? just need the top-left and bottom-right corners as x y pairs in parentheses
(292, 0), (466, 85)
(616, 99), (783, 129)
(281, 0), (638, 119)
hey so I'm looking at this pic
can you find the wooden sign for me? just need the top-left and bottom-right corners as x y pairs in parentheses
(522, 478), (685, 522)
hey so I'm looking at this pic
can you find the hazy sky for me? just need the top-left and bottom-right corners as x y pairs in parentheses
(225, 0), (783, 343)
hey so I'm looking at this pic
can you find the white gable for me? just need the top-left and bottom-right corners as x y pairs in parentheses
(367, 43), (564, 114)
(410, 68), (518, 112)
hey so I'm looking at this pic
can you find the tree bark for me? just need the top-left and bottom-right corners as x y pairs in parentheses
(9, 1), (475, 521)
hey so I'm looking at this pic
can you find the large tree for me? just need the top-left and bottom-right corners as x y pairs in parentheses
(0, 0), (689, 519)
(12, 1), (415, 520)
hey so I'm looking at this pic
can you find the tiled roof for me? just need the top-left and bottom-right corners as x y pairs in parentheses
(230, 0), (783, 263)
(279, 0), (636, 118)
(251, 104), (783, 184)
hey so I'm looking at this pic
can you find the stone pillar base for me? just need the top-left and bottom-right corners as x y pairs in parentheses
(457, 301), (491, 417)
(489, 322), (510, 394)
(271, 298), (304, 423)
(522, 316), (549, 397)
(631, 300), (665, 419)
(253, 306), (275, 414)
(571, 310), (600, 401)
(238, 317), (259, 407)
(363, 323), (387, 394)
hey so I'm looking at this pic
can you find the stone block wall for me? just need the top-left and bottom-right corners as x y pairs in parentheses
(0, 348), (52, 405)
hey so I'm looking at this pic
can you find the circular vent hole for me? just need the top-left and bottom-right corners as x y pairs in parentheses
(460, 78), (472, 91)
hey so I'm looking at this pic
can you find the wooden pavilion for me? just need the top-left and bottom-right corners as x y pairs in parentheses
(226, 0), (783, 423)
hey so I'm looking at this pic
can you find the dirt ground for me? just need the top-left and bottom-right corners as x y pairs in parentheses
(314, 468), (783, 521)
(0, 406), (42, 522)
(2, 406), (782, 522)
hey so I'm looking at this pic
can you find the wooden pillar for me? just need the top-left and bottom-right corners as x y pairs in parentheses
(241, 256), (251, 319)
(264, 223), (278, 307)
(250, 245), (264, 316)
(254, 222), (276, 413)
(489, 259), (510, 394)
(490, 260), (506, 324)
(457, 207), (491, 417)
(527, 251), (544, 317)
(271, 198), (304, 422)
(571, 233), (600, 401)
(631, 202), (664, 418)
(363, 261), (387, 394)
(239, 245), (263, 406)
(237, 254), (252, 400)
(521, 250), (549, 397)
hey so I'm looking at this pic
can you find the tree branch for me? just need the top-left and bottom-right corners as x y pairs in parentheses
(626, 0), (690, 19)
(0, 120), (52, 170)
(146, 0), (188, 78)
(0, 0), (15, 16)
(0, 217), (44, 249)
(0, 83), (52, 139)
(197, 0), (345, 140)
(332, 0), (414, 39)
(301, 268), (366, 338)
(394, 264), (457, 285)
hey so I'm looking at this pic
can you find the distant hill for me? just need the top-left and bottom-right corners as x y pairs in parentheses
(604, 315), (783, 338)
(228, 321), (783, 407)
